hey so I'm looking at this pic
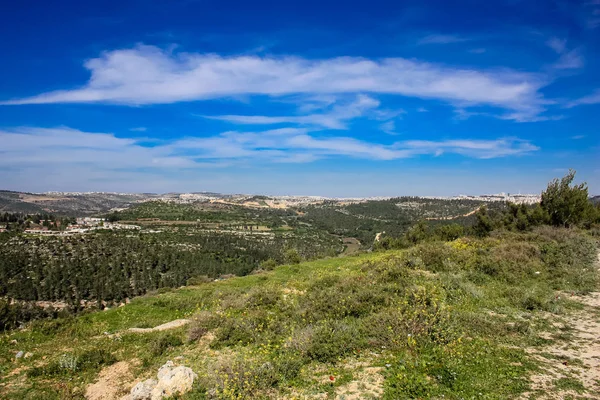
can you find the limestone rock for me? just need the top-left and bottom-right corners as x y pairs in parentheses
(127, 360), (197, 400)
(129, 379), (157, 400)
(151, 361), (197, 400)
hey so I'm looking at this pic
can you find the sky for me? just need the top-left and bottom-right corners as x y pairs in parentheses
(0, 0), (599, 196)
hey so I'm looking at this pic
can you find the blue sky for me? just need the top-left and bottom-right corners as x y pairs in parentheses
(0, 0), (598, 196)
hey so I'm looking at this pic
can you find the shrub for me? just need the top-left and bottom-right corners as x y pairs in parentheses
(299, 276), (388, 321)
(406, 242), (454, 273)
(476, 242), (543, 283)
(203, 353), (280, 398)
(284, 249), (302, 264)
(213, 310), (282, 347)
(260, 258), (278, 270)
(27, 348), (116, 377)
(299, 319), (363, 363)
(150, 333), (184, 356)
(187, 311), (219, 342)
(244, 286), (282, 309)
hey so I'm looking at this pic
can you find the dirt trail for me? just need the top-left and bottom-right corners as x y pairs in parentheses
(100, 319), (190, 339)
(85, 361), (133, 400)
(523, 251), (600, 399)
(127, 319), (190, 333)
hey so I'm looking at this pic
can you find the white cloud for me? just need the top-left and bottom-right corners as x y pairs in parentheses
(544, 38), (584, 70)
(204, 95), (387, 130)
(0, 127), (199, 168)
(553, 49), (584, 70)
(0, 126), (540, 177)
(546, 37), (567, 54)
(567, 89), (600, 107)
(380, 120), (397, 135)
(418, 34), (469, 45)
(0, 45), (548, 118)
(399, 138), (539, 158)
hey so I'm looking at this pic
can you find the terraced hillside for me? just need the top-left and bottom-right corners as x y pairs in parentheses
(1, 227), (598, 399)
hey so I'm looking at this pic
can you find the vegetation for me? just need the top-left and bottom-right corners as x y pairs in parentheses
(376, 171), (599, 250)
(0, 225), (596, 398)
(298, 197), (492, 245)
(0, 171), (598, 398)
(0, 229), (340, 306)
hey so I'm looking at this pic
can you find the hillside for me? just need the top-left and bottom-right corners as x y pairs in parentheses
(1, 227), (598, 399)
(0, 191), (155, 216)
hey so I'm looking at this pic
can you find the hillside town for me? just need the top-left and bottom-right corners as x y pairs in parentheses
(23, 217), (141, 235)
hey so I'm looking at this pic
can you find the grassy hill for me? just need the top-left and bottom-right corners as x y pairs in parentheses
(0, 227), (598, 399)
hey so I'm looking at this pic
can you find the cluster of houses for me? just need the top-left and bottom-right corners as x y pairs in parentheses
(23, 217), (141, 235)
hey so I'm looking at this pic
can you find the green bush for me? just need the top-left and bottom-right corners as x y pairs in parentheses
(299, 276), (388, 321)
(150, 333), (184, 356)
(302, 319), (363, 363)
(260, 258), (279, 270)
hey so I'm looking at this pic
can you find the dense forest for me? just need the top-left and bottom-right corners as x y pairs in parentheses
(0, 229), (340, 308)
(297, 197), (496, 244)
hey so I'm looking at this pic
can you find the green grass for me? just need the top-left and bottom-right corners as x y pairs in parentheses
(0, 227), (597, 399)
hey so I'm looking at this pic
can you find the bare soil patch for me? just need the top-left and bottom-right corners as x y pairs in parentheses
(522, 252), (600, 399)
(85, 361), (133, 400)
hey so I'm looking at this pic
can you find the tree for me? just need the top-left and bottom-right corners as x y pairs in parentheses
(541, 170), (591, 228)
(473, 206), (494, 237)
(284, 249), (302, 264)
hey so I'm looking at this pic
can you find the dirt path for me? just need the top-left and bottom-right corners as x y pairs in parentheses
(101, 319), (190, 339)
(523, 251), (600, 399)
(127, 319), (190, 333)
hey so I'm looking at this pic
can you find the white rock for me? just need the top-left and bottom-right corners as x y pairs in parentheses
(15, 351), (24, 359)
(129, 379), (158, 400)
(151, 361), (197, 400)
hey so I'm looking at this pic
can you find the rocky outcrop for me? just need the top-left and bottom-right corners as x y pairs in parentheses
(127, 361), (197, 400)
(129, 379), (158, 400)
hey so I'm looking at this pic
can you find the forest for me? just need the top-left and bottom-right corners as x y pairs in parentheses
(1, 171), (598, 331)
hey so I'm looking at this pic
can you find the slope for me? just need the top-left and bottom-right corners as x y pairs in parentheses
(0, 227), (598, 399)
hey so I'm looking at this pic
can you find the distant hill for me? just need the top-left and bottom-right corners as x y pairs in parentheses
(591, 195), (600, 205)
(0, 191), (156, 216)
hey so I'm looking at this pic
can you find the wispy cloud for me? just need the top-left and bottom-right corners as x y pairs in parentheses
(553, 49), (584, 70)
(585, 0), (600, 28)
(0, 126), (540, 173)
(380, 120), (397, 135)
(417, 34), (469, 45)
(567, 89), (600, 107)
(400, 138), (539, 158)
(0, 45), (549, 120)
(129, 127), (147, 132)
(545, 37), (584, 70)
(203, 95), (382, 130)
(546, 37), (567, 54)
